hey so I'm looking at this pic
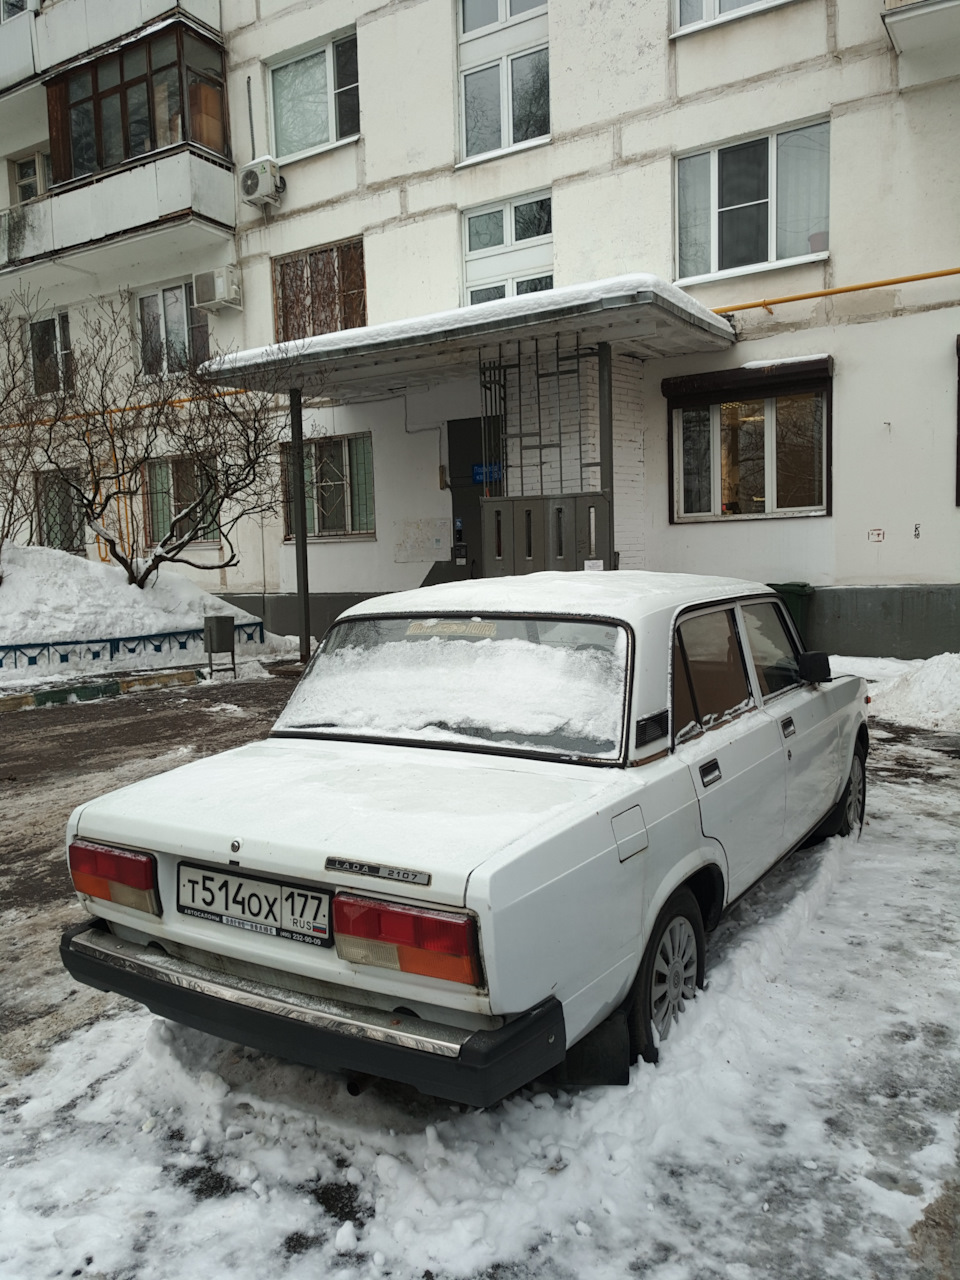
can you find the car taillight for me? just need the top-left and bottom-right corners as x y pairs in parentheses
(333, 894), (482, 986)
(68, 841), (160, 915)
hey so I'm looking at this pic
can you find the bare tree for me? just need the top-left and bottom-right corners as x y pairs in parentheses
(31, 294), (292, 588)
(0, 290), (60, 586)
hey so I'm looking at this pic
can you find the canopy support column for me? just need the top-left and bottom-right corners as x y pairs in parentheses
(289, 387), (312, 662)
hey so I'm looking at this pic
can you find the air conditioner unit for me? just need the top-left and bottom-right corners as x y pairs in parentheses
(239, 156), (283, 207)
(193, 265), (242, 312)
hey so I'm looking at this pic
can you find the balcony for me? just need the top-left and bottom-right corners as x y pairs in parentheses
(0, 146), (235, 289)
(0, 6), (36, 93)
(34, 0), (220, 72)
(0, 1), (221, 95)
(883, 0), (960, 84)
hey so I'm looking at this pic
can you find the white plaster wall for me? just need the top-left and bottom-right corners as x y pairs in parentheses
(619, 306), (960, 588)
(221, 378), (485, 598)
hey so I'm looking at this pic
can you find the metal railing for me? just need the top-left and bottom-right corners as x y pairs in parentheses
(0, 621), (265, 673)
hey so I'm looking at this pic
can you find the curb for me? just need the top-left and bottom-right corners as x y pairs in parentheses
(0, 668), (202, 714)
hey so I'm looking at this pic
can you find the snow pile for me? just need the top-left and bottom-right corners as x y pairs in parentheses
(864, 651), (960, 731)
(0, 544), (296, 685)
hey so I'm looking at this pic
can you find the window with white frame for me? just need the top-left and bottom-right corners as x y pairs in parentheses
(1, 0), (27, 21)
(144, 456), (219, 545)
(270, 33), (359, 161)
(30, 313), (73, 395)
(281, 433), (375, 538)
(460, 0), (549, 161)
(663, 361), (830, 521)
(677, 122), (829, 280)
(464, 191), (553, 304)
(11, 152), (52, 203)
(138, 282), (209, 375)
(677, 0), (785, 29)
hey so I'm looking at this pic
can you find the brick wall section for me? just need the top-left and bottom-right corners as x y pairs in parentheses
(612, 354), (646, 569)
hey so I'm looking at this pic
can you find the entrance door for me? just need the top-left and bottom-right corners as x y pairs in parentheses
(447, 417), (498, 580)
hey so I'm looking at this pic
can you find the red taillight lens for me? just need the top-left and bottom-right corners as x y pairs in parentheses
(68, 841), (159, 914)
(333, 894), (482, 985)
(69, 842), (155, 889)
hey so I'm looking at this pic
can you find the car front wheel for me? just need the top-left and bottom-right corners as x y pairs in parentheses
(629, 887), (705, 1066)
(838, 740), (867, 837)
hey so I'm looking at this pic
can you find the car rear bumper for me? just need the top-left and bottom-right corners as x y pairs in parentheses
(61, 919), (566, 1108)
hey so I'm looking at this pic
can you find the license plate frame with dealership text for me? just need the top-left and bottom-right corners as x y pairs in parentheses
(177, 863), (333, 947)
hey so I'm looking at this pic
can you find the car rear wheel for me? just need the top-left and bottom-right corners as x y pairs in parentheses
(629, 887), (705, 1066)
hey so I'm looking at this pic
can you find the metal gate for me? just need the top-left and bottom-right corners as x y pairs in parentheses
(477, 336), (611, 574)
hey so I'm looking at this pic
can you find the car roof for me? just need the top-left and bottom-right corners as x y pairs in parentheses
(339, 570), (775, 630)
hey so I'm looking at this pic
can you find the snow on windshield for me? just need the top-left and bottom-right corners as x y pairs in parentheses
(274, 616), (628, 759)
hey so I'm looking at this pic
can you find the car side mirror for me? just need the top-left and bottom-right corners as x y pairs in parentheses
(798, 651), (832, 683)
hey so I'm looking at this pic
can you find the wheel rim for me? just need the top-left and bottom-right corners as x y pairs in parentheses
(845, 753), (865, 832)
(650, 915), (698, 1041)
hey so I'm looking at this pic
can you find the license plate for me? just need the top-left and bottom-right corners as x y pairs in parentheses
(177, 863), (332, 947)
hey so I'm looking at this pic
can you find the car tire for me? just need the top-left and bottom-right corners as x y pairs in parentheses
(628, 887), (705, 1067)
(837, 739), (867, 838)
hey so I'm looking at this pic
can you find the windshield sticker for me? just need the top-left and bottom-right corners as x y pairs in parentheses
(406, 620), (497, 638)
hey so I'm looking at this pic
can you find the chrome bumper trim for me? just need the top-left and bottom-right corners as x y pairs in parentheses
(71, 930), (470, 1058)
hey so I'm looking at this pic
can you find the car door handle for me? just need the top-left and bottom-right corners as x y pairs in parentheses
(781, 717), (796, 738)
(699, 759), (722, 787)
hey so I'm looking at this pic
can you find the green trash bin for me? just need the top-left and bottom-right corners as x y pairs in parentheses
(767, 581), (813, 642)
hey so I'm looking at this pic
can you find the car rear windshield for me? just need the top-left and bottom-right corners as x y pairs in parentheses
(272, 614), (629, 761)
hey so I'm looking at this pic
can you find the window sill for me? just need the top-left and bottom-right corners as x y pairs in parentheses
(284, 533), (377, 544)
(674, 509), (827, 523)
(676, 251), (828, 288)
(274, 134), (361, 168)
(670, 0), (807, 39)
(455, 135), (551, 171)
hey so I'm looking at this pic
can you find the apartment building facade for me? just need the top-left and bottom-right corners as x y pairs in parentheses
(2, 0), (958, 654)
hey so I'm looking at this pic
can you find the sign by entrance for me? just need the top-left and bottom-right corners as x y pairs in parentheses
(472, 463), (502, 484)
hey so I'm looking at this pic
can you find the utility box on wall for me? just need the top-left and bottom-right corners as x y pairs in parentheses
(480, 494), (611, 575)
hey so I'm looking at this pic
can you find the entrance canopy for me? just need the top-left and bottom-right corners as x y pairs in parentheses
(203, 274), (734, 401)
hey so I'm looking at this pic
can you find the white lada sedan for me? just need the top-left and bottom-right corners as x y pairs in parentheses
(61, 572), (868, 1106)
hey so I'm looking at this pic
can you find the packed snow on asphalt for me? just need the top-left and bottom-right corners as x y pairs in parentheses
(1, 553), (959, 1279)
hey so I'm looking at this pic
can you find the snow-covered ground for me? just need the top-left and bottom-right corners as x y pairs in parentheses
(1, 728), (958, 1280)
(0, 545), (296, 686)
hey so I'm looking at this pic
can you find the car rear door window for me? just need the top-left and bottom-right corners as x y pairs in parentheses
(676, 609), (753, 731)
(740, 601), (801, 698)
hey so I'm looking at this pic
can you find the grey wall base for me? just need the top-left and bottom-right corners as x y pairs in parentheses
(807, 585), (960, 659)
(219, 593), (379, 644)
(221, 582), (960, 661)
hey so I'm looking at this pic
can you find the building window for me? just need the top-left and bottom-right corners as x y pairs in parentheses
(11, 152), (52, 203)
(144, 457), (218, 545)
(464, 191), (553, 304)
(677, 122), (829, 279)
(281, 434), (375, 538)
(35, 469), (85, 552)
(270, 33), (359, 161)
(1, 0), (27, 20)
(663, 359), (831, 521)
(30, 314), (73, 394)
(273, 239), (366, 342)
(47, 24), (227, 183)
(138, 283), (209, 375)
(677, 0), (785, 28)
(460, 1), (549, 160)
